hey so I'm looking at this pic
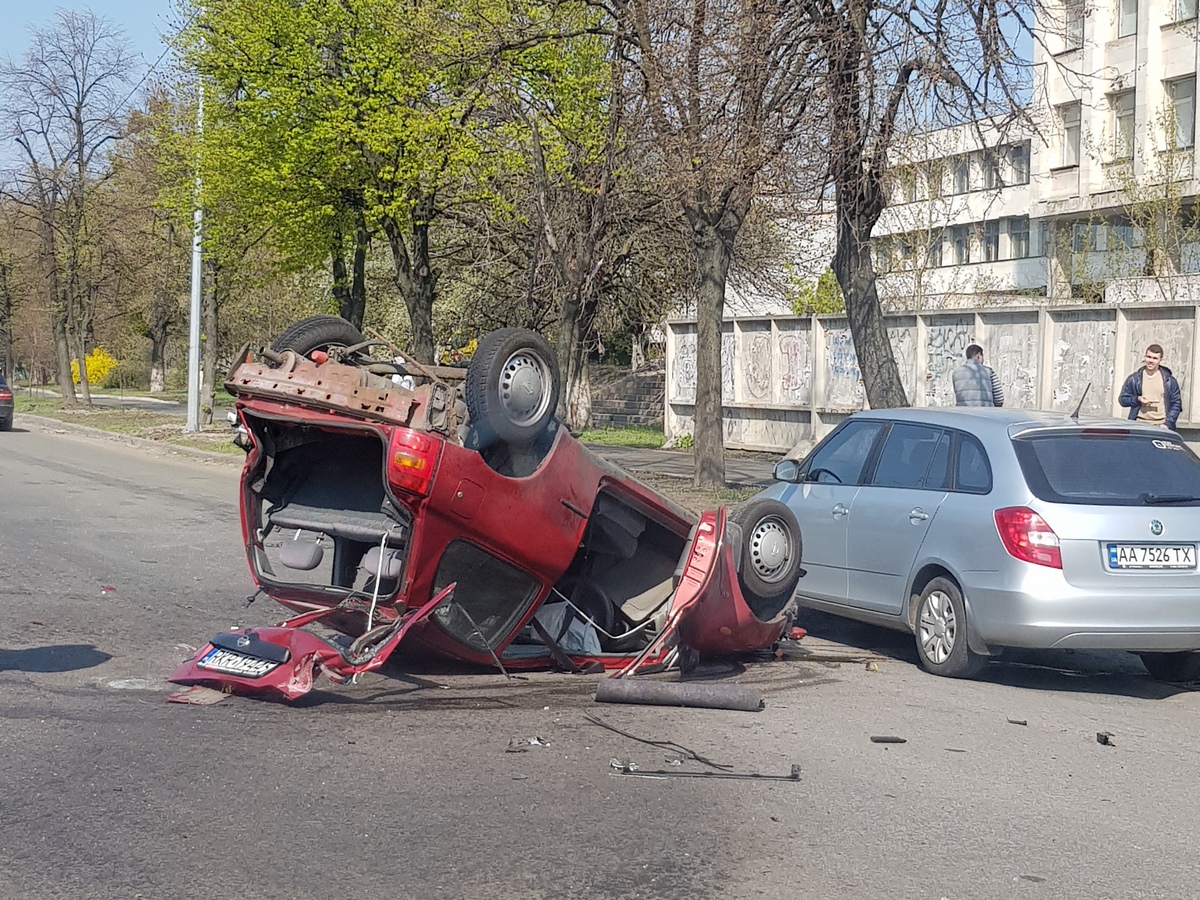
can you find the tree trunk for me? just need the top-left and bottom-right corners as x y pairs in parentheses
(691, 220), (729, 487)
(556, 287), (583, 426)
(832, 209), (908, 409)
(148, 321), (167, 393)
(0, 260), (13, 382)
(52, 311), (74, 403)
(331, 214), (368, 329)
(73, 336), (92, 406)
(381, 206), (435, 365)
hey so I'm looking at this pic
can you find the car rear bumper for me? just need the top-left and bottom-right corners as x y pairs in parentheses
(962, 569), (1200, 652)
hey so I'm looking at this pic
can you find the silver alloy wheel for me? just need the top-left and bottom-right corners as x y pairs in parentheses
(918, 589), (957, 665)
(747, 517), (791, 583)
(498, 350), (552, 427)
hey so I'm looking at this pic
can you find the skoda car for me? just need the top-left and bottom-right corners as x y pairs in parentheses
(757, 407), (1200, 680)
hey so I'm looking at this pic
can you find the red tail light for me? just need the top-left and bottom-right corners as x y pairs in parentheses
(0, 389), (11, 401)
(387, 427), (440, 496)
(994, 507), (1062, 569)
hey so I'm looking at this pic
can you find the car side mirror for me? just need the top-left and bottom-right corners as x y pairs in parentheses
(773, 459), (802, 482)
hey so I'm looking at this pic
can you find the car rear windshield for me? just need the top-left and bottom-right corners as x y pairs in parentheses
(1013, 431), (1200, 506)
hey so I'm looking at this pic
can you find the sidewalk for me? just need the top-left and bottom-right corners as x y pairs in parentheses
(584, 444), (778, 487)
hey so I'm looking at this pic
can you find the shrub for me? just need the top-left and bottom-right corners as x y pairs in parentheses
(71, 346), (119, 386)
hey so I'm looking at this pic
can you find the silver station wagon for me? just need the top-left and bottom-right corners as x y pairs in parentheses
(757, 408), (1200, 679)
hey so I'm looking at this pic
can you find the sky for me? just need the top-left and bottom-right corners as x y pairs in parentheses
(0, 1), (178, 73)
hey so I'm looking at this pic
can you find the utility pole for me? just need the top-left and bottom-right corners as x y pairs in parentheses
(185, 83), (204, 433)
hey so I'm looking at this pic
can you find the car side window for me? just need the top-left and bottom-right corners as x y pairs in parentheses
(872, 423), (946, 489)
(804, 420), (885, 485)
(954, 434), (992, 493)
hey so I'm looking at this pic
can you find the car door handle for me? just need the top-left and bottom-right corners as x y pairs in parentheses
(909, 508), (929, 522)
(832, 503), (849, 518)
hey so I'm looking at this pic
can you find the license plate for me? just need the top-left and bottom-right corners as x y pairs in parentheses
(1107, 544), (1197, 570)
(196, 647), (281, 678)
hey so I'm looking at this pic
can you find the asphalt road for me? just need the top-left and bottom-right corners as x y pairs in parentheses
(4, 418), (1200, 899)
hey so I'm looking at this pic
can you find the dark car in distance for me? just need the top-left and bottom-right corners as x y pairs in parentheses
(0, 373), (13, 431)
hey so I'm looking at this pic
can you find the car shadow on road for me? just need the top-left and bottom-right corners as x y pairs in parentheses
(0, 644), (113, 673)
(796, 610), (1194, 700)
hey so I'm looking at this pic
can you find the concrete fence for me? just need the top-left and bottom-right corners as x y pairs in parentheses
(665, 298), (1200, 454)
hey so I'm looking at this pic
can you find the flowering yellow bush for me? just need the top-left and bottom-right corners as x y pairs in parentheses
(440, 337), (478, 366)
(71, 346), (119, 385)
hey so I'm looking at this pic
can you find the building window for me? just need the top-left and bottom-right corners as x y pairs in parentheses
(1167, 77), (1197, 149)
(925, 160), (944, 199)
(1072, 222), (1101, 253)
(953, 155), (970, 194)
(1110, 222), (1136, 249)
(875, 237), (892, 274)
(1064, 0), (1085, 49)
(983, 221), (1000, 261)
(982, 150), (1000, 189)
(1178, 0), (1198, 21)
(951, 225), (970, 264)
(1008, 216), (1030, 259)
(929, 232), (944, 268)
(1060, 102), (1082, 167)
(1119, 0), (1137, 36)
(1009, 142), (1031, 184)
(1111, 90), (1135, 159)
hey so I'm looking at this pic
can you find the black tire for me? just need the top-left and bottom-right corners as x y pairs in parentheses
(730, 499), (803, 617)
(270, 315), (365, 362)
(0, 417), (11, 432)
(913, 577), (985, 678)
(465, 328), (560, 447)
(1139, 651), (1200, 682)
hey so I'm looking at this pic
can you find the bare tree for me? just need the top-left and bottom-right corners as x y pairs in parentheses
(0, 10), (135, 404)
(608, 0), (816, 485)
(807, 0), (1032, 408)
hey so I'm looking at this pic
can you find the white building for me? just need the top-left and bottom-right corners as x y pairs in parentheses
(871, 0), (1200, 308)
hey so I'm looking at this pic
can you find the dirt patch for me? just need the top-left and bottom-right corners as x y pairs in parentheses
(631, 472), (759, 514)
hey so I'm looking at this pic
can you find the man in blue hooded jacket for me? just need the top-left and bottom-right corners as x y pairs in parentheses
(1119, 344), (1182, 429)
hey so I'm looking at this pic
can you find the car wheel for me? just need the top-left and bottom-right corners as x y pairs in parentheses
(0, 417), (11, 432)
(465, 328), (560, 448)
(913, 577), (985, 678)
(270, 315), (366, 362)
(1138, 651), (1200, 682)
(730, 499), (803, 616)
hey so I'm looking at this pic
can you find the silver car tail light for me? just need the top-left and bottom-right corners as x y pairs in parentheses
(994, 507), (1062, 569)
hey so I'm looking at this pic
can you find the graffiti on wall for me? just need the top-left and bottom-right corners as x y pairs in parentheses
(925, 318), (971, 406)
(826, 326), (864, 408)
(887, 325), (917, 404)
(672, 331), (696, 402)
(989, 318), (1039, 409)
(743, 331), (773, 401)
(722, 331), (736, 403)
(779, 328), (812, 405)
(1052, 314), (1115, 415)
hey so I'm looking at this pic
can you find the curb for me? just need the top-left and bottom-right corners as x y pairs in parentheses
(17, 413), (244, 466)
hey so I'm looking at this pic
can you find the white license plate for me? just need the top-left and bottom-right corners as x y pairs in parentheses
(1107, 544), (1197, 570)
(196, 647), (280, 678)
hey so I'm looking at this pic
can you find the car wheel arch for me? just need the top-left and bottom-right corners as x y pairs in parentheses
(906, 563), (994, 657)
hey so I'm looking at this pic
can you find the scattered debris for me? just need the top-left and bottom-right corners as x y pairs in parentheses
(944, 748), (967, 753)
(788, 627), (807, 640)
(586, 713), (731, 771)
(166, 685), (231, 705)
(1096, 731), (1115, 746)
(865, 661), (879, 672)
(595, 677), (763, 712)
(1007, 718), (1028, 726)
(100, 585), (117, 595)
(610, 761), (801, 782)
(506, 736), (550, 753)
(870, 735), (907, 744)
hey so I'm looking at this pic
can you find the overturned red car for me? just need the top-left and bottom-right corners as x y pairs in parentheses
(171, 317), (804, 700)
